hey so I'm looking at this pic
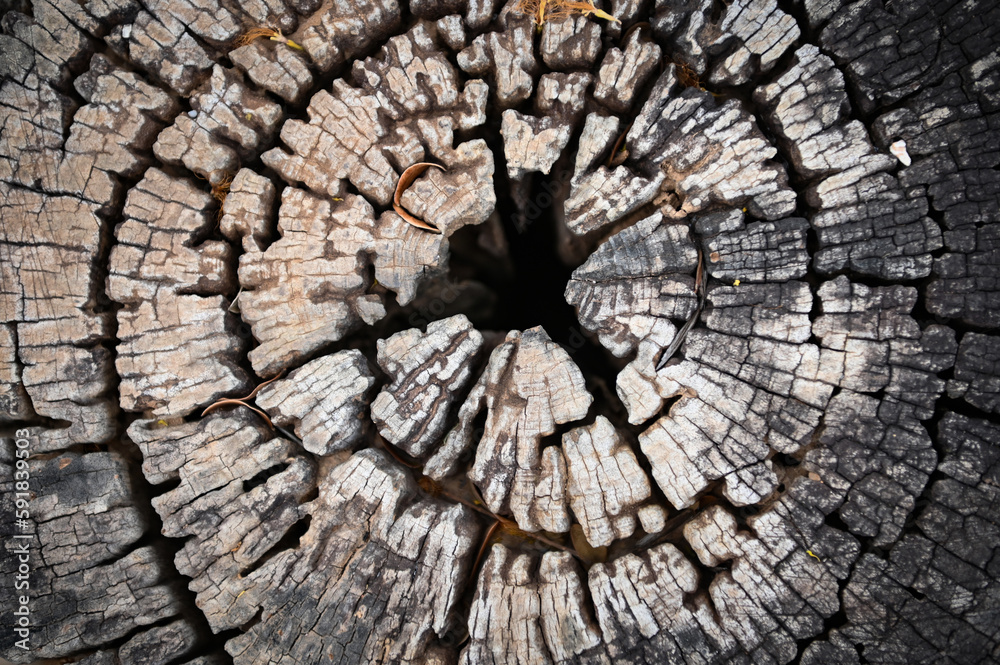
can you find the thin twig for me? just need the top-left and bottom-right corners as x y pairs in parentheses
(656, 248), (707, 371)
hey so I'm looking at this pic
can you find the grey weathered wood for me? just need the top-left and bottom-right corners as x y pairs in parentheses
(565, 212), (699, 358)
(4, 0), (1000, 664)
(107, 167), (249, 416)
(948, 332), (1000, 413)
(431, 326), (592, 532)
(255, 350), (375, 455)
(371, 314), (484, 457)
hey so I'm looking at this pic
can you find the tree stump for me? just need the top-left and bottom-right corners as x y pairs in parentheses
(2, 0), (999, 663)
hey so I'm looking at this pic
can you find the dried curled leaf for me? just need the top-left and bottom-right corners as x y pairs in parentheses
(393, 162), (446, 233)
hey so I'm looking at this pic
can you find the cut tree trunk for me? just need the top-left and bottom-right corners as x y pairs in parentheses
(2, 0), (999, 664)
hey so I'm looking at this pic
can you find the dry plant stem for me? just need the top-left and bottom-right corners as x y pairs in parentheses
(379, 438), (423, 469)
(656, 248), (707, 370)
(606, 123), (632, 167)
(471, 519), (503, 577)
(200, 399), (274, 427)
(619, 21), (650, 46)
(200, 371), (285, 426)
(393, 163), (446, 232)
(421, 476), (583, 561)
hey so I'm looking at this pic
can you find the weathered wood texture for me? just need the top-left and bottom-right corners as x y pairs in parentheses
(2, 0), (999, 663)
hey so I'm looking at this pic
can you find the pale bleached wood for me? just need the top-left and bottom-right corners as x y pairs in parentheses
(255, 350), (375, 455)
(229, 40), (314, 105)
(501, 110), (573, 181)
(371, 314), (484, 457)
(563, 416), (653, 548)
(154, 65), (283, 180)
(107, 167), (249, 416)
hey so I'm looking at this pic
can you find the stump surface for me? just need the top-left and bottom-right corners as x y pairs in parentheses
(2, 0), (1000, 663)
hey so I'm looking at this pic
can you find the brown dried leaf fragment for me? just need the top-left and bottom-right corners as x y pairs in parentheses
(235, 26), (304, 51)
(394, 162), (446, 233)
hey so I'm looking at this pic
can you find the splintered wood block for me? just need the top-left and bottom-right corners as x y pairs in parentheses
(593, 29), (661, 113)
(651, 0), (798, 86)
(225, 450), (479, 662)
(540, 16), (602, 71)
(683, 504), (839, 662)
(0, 323), (32, 421)
(460, 15), (539, 106)
(108, 168), (248, 417)
(501, 110), (573, 180)
(154, 64), (283, 179)
(372, 314), (484, 457)
(465, 327), (591, 532)
(0, 182), (117, 450)
(425, 327), (591, 533)
(566, 212), (699, 357)
(627, 66), (797, 220)
(238, 190), (384, 376)
(267, 24), (492, 211)
(255, 350), (375, 456)
(219, 168), (276, 254)
(229, 40), (314, 104)
(563, 416), (652, 548)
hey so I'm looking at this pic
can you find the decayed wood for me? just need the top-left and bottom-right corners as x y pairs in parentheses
(592, 28), (660, 113)
(756, 44), (943, 281)
(562, 416), (653, 548)
(805, 412), (1000, 663)
(536, 72), (591, 123)
(0, 324), (32, 421)
(371, 314), (484, 457)
(633, 328), (832, 507)
(651, 0), (799, 85)
(428, 326), (593, 534)
(237, 191), (385, 376)
(565, 212), (699, 358)
(540, 16), (602, 70)
(229, 40), (314, 104)
(154, 64), (284, 179)
(219, 168), (276, 253)
(296, 0), (402, 73)
(5, 0), (1000, 663)
(265, 23), (492, 212)
(459, 11), (538, 107)
(563, 131), (664, 237)
(501, 110), (573, 181)
(0, 184), (118, 451)
(255, 350), (375, 455)
(626, 65), (797, 221)
(696, 208), (810, 283)
(107, 167), (249, 416)
(948, 332), (1000, 414)
(129, 412), (316, 632)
